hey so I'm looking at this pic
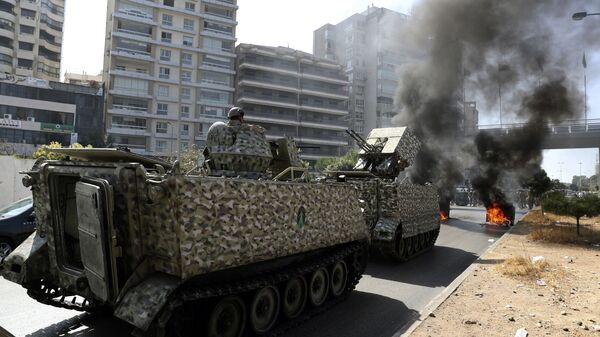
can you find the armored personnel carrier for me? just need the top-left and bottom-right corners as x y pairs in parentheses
(0, 133), (369, 337)
(327, 127), (440, 261)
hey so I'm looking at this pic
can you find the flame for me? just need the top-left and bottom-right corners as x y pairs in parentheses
(486, 202), (512, 226)
(440, 210), (449, 221)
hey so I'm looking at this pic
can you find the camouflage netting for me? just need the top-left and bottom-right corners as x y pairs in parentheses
(364, 127), (421, 170)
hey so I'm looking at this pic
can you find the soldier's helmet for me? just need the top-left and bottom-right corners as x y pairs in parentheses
(228, 107), (245, 119)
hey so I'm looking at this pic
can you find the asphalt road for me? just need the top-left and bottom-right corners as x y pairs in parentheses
(0, 206), (528, 337)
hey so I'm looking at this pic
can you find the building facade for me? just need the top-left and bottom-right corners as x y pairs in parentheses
(0, 0), (64, 80)
(313, 6), (412, 137)
(64, 72), (103, 86)
(0, 76), (104, 155)
(103, 0), (238, 156)
(235, 44), (349, 162)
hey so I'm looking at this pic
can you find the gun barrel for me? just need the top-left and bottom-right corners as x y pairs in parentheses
(347, 130), (376, 152)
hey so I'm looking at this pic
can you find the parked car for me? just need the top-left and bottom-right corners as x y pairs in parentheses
(0, 197), (36, 260)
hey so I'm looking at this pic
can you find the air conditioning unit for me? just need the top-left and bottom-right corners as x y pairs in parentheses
(27, 117), (35, 122)
(3, 114), (11, 120)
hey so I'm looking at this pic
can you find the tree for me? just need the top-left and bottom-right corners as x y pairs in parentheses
(543, 192), (600, 236)
(33, 142), (92, 160)
(523, 169), (552, 199)
(314, 149), (359, 172)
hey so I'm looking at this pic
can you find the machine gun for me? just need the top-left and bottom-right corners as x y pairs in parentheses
(344, 127), (422, 179)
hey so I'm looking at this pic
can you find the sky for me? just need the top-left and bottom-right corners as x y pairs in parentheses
(61, 0), (599, 182)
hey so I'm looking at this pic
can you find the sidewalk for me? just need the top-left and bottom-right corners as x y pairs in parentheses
(410, 211), (600, 337)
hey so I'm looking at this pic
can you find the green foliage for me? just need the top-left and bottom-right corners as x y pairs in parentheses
(169, 145), (203, 173)
(314, 149), (359, 172)
(33, 142), (93, 160)
(543, 192), (600, 235)
(522, 169), (552, 198)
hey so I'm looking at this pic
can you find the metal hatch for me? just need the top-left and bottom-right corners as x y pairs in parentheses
(75, 178), (118, 302)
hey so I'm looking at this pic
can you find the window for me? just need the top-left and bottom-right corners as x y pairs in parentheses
(185, 2), (196, 12)
(183, 36), (193, 47)
(21, 9), (36, 19)
(184, 18), (194, 31)
(158, 85), (169, 97)
(181, 87), (191, 100)
(17, 58), (33, 69)
(115, 65), (126, 71)
(156, 140), (167, 152)
(181, 53), (193, 66)
(18, 42), (33, 51)
(163, 0), (174, 6)
(160, 49), (171, 61)
(157, 103), (168, 115)
(156, 122), (168, 134)
(203, 21), (233, 35)
(180, 105), (190, 118)
(180, 141), (189, 151)
(159, 67), (170, 79)
(180, 124), (189, 136)
(114, 77), (149, 92)
(162, 14), (173, 26)
(161, 32), (172, 43)
(20, 25), (34, 34)
(181, 70), (192, 82)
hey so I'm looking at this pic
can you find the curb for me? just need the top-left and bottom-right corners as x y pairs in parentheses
(393, 220), (520, 337)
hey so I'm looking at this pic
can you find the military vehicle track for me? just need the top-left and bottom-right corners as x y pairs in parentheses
(149, 241), (368, 337)
(378, 229), (440, 262)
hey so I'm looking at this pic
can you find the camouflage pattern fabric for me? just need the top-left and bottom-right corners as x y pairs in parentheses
(142, 176), (369, 278)
(206, 120), (273, 173)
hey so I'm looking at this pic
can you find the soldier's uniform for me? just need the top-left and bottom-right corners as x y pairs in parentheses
(204, 107), (271, 174)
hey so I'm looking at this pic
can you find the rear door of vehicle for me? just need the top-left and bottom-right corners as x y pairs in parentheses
(75, 178), (119, 302)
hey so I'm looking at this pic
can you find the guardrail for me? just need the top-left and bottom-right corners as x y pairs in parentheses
(477, 119), (600, 134)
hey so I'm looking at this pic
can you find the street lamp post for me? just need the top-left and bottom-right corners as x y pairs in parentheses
(558, 161), (564, 182)
(572, 12), (600, 21)
(578, 161), (583, 190)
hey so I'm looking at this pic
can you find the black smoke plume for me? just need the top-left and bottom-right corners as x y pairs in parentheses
(394, 0), (598, 208)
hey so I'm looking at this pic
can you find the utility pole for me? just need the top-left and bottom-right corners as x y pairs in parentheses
(578, 161), (583, 190)
(558, 161), (564, 182)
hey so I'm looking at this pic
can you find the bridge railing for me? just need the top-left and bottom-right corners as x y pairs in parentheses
(477, 118), (600, 134)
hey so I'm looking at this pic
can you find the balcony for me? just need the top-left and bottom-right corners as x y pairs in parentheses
(199, 63), (235, 75)
(114, 8), (156, 25)
(239, 79), (298, 94)
(108, 124), (151, 136)
(202, 0), (238, 9)
(109, 104), (149, 117)
(237, 96), (298, 110)
(301, 88), (347, 100)
(112, 47), (153, 61)
(301, 72), (348, 85)
(297, 136), (347, 146)
(299, 120), (347, 131)
(114, 28), (153, 43)
(109, 87), (152, 99)
(300, 104), (348, 116)
(111, 68), (153, 81)
(200, 29), (236, 42)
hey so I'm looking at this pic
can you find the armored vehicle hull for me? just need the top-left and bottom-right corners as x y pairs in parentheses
(334, 127), (441, 261)
(1, 149), (369, 337)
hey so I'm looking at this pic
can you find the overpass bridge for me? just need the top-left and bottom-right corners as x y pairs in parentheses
(475, 118), (600, 150)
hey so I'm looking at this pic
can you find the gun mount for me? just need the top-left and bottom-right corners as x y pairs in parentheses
(345, 127), (421, 179)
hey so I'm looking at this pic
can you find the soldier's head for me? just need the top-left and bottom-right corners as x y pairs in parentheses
(228, 107), (245, 123)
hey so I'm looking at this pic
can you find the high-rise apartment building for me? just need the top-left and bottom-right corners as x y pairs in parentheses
(314, 6), (413, 137)
(0, 0), (64, 80)
(235, 44), (349, 162)
(103, 0), (237, 156)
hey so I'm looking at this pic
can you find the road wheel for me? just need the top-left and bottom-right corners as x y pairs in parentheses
(410, 236), (419, 254)
(0, 238), (13, 261)
(250, 286), (280, 334)
(207, 296), (246, 337)
(308, 268), (329, 307)
(422, 232), (431, 248)
(396, 235), (406, 259)
(282, 277), (307, 319)
(330, 261), (347, 297)
(403, 237), (413, 258)
(418, 233), (426, 251)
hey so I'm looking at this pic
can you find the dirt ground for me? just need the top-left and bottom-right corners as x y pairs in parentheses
(411, 211), (600, 337)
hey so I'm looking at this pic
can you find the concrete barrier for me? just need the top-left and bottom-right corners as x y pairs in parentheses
(0, 156), (35, 207)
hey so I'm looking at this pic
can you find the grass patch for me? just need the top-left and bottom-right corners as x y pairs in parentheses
(497, 256), (549, 278)
(527, 225), (600, 244)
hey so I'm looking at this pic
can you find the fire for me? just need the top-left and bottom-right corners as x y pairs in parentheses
(486, 202), (512, 226)
(440, 210), (449, 221)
